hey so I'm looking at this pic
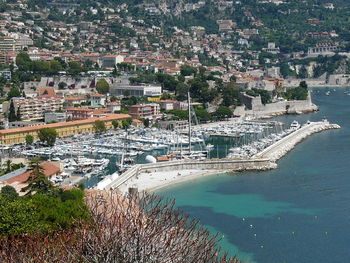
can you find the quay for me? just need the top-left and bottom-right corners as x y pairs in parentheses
(255, 120), (341, 161)
(96, 120), (341, 193)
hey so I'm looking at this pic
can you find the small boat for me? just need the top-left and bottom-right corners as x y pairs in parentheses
(290, 120), (301, 130)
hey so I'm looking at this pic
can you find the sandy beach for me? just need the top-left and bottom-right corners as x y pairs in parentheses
(117, 169), (227, 194)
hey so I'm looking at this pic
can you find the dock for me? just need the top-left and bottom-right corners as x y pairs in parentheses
(96, 121), (340, 193)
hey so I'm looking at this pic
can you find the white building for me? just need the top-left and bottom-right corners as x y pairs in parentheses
(91, 94), (106, 108)
(111, 84), (162, 97)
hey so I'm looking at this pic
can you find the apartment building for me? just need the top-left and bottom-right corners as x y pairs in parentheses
(10, 97), (63, 121)
(0, 36), (20, 64)
(128, 103), (160, 119)
(67, 107), (111, 120)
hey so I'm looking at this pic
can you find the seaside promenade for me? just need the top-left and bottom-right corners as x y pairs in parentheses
(96, 121), (340, 193)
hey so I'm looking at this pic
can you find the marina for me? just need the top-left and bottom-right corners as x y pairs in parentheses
(158, 88), (349, 263)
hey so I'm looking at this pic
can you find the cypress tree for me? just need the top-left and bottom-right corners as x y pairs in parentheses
(8, 100), (17, 122)
(16, 105), (21, 121)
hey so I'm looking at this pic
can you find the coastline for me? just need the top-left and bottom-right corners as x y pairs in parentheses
(110, 121), (340, 194)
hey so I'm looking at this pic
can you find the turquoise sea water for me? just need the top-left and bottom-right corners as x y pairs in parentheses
(158, 87), (350, 263)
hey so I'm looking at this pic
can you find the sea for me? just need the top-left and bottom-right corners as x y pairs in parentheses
(157, 87), (350, 263)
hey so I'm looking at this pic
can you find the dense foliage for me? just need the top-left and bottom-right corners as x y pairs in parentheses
(245, 88), (272, 105)
(0, 192), (240, 263)
(37, 128), (58, 146)
(284, 82), (309, 101)
(0, 177), (88, 237)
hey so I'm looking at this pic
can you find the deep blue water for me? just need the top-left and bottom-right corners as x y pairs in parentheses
(158, 87), (350, 263)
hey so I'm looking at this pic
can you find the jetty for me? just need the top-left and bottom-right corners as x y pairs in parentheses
(96, 120), (340, 193)
(255, 120), (340, 161)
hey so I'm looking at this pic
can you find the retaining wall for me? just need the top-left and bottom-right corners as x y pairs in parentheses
(102, 158), (277, 190)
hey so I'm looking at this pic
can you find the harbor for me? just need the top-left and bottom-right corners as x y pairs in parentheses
(97, 119), (340, 193)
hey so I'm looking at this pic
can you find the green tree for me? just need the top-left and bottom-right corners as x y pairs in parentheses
(180, 65), (197, 76)
(49, 59), (63, 75)
(16, 105), (21, 121)
(8, 100), (18, 122)
(195, 108), (211, 123)
(23, 174), (54, 195)
(93, 120), (107, 133)
(222, 86), (241, 107)
(111, 120), (119, 129)
(176, 82), (189, 101)
(58, 82), (67, 90)
(25, 134), (34, 145)
(67, 61), (83, 75)
(37, 128), (58, 146)
(143, 118), (150, 128)
(15, 52), (32, 71)
(3, 160), (12, 174)
(0, 185), (19, 200)
(122, 119), (131, 130)
(0, 197), (38, 236)
(215, 106), (233, 119)
(7, 88), (21, 100)
(96, 79), (110, 94)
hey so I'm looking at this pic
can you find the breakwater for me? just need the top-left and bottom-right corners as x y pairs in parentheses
(96, 121), (340, 192)
(256, 121), (341, 161)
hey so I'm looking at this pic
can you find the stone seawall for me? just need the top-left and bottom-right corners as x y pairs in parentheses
(99, 158), (277, 190)
(256, 121), (341, 161)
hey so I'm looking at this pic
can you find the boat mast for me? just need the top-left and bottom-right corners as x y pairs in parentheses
(188, 92), (191, 154)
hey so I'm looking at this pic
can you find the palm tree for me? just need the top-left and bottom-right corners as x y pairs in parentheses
(3, 160), (12, 174)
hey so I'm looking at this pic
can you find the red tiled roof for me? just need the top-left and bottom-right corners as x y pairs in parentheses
(38, 87), (56, 97)
(0, 114), (131, 135)
(6, 162), (61, 184)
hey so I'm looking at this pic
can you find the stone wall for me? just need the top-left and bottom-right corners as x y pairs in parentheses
(236, 92), (318, 117)
(103, 158), (277, 190)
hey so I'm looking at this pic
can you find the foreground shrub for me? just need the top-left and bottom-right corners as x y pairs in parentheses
(0, 191), (240, 263)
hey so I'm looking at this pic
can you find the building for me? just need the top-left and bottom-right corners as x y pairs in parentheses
(0, 70), (11, 80)
(0, 114), (131, 145)
(0, 36), (20, 64)
(263, 42), (280, 54)
(101, 55), (125, 68)
(5, 162), (62, 184)
(67, 107), (111, 121)
(65, 96), (87, 107)
(8, 121), (44, 129)
(173, 101), (188, 110)
(128, 103), (160, 119)
(5, 97), (64, 121)
(91, 94), (106, 108)
(110, 84), (162, 97)
(159, 120), (188, 131)
(308, 42), (339, 56)
(106, 101), (121, 112)
(159, 100), (175, 111)
(0, 36), (19, 52)
(45, 112), (67, 123)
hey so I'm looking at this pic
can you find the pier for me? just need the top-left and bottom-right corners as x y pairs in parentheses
(96, 121), (340, 192)
(255, 121), (341, 161)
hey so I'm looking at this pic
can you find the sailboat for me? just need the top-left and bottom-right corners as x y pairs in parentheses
(157, 92), (209, 161)
(116, 131), (136, 173)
